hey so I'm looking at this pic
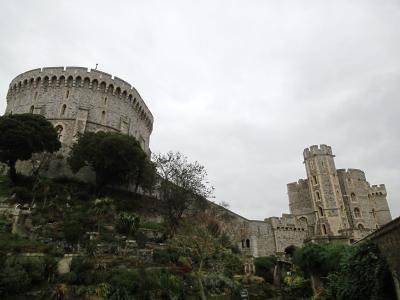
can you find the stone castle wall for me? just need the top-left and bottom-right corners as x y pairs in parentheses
(289, 144), (392, 243)
(238, 214), (308, 257)
(6, 67), (153, 155)
(287, 179), (315, 234)
(369, 184), (392, 227)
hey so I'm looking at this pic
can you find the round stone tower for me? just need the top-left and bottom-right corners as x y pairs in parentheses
(303, 145), (348, 236)
(5, 67), (153, 155)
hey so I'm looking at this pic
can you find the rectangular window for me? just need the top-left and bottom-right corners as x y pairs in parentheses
(313, 176), (318, 185)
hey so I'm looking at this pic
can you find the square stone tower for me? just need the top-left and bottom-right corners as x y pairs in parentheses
(302, 145), (348, 236)
(288, 144), (392, 242)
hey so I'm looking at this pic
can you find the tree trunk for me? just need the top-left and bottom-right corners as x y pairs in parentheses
(198, 276), (207, 300)
(310, 274), (322, 295)
(197, 259), (207, 300)
(9, 161), (17, 183)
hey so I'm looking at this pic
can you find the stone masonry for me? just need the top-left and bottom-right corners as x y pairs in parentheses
(237, 144), (392, 257)
(6, 67), (153, 155)
(288, 144), (392, 242)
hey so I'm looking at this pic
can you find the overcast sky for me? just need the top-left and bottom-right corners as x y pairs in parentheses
(1, 0), (399, 220)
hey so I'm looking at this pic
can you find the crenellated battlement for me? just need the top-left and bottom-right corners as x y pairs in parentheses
(303, 144), (333, 160)
(287, 179), (308, 192)
(267, 214), (308, 231)
(369, 184), (386, 196)
(337, 168), (366, 181)
(5, 66), (154, 155)
(7, 66), (153, 128)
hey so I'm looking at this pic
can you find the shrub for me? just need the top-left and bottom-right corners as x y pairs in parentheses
(135, 230), (148, 248)
(70, 257), (95, 284)
(222, 253), (243, 278)
(116, 212), (140, 237)
(153, 248), (180, 264)
(20, 259), (46, 283)
(254, 256), (277, 283)
(58, 271), (77, 284)
(0, 263), (30, 296)
(158, 270), (184, 297)
(0, 218), (12, 233)
(326, 242), (396, 300)
(12, 186), (33, 202)
(63, 220), (86, 245)
(282, 274), (312, 299)
(110, 268), (141, 294)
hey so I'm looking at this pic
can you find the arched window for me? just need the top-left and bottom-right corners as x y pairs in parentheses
(318, 206), (324, 217)
(60, 104), (67, 117)
(99, 81), (106, 92)
(55, 125), (64, 142)
(101, 111), (106, 124)
(357, 224), (364, 230)
(75, 76), (82, 87)
(354, 208), (361, 218)
(92, 79), (98, 90)
(43, 76), (49, 91)
(299, 216), (308, 224)
(322, 224), (327, 235)
(67, 76), (73, 87)
(83, 77), (90, 88)
(351, 193), (356, 202)
(246, 239), (250, 248)
(51, 76), (57, 86)
(316, 191), (321, 200)
(107, 84), (114, 94)
(29, 105), (34, 114)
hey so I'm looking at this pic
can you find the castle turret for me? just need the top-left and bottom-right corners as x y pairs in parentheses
(287, 179), (315, 233)
(369, 184), (392, 227)
(303, 145), (347, 236)
(5, 67), (153, 155)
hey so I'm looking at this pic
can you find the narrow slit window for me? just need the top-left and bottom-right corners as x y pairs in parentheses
(318, 206), (324, 217)
(60, 104), (66, 116)
(322, 224), (327, 235)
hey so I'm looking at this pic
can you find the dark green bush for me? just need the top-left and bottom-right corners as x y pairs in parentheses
(254, 256), (277, 283)
(12, 186), (33, 202)
(0, 218), (12, 233)
(153, 248), (180, 264)
(70, 257), (95, 284)
(0, 263), (30, 296)
(58, 271), (77, 284)
(326, 242), (396, 300)
(135, 230), (148, 248)
(110, 268), (141, 294)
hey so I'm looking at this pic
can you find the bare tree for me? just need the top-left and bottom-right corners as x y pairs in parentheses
(153, 151), (214, 238)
